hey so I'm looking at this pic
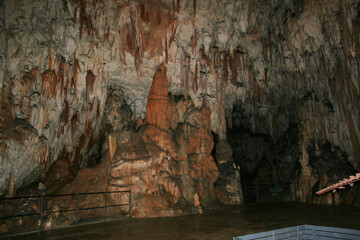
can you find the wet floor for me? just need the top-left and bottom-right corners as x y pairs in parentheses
(3, 202), (360, 240)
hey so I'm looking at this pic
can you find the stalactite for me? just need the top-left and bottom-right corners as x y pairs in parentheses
(284, 24), (299, 71)
(172, 0), (176, 15)
(130, 8), (142, 72)
(108, 135), (115, 163)
(48, 48), (53, 70)
(217, 107), (226, 140)
(215, 67), (220, 111)
(40, 144), (48, 167)
(210, 43), (220, 71)
(261, 37), (268, 63)
(7, 172), (14, 198)
(19, 68), (38, 108)
(41, 70), (58, 98)
(73, 58), (80, 99)
(84, 118), (93, 136)
(165, 36), (168, 64)
(253, 81), (262, 102)
(184, 55), (191, 97)
(353, 19), (360, 85)
(85, 70), (96, 100)
(71, 112), (79, 144)
(59, 58), (66, 96)
(222, 52), (228, 83)
(180, 51), (191, 97)
(227, 108), (232, 129)
(169, 19), (178, 46)
(191, 34), (197, 53)
(337, 9), (352, 64)
(60, 101), (70, 126)
(193, 60), (198, 93)
(229, 51), (239, 86)
(347, 114), (360, 170)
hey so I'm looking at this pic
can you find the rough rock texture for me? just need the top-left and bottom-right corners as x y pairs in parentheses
(42, 65), (219, 220)
(106, 65), (219, 217)
(214, 140), (243, 204)
(0, 0), (360, 224)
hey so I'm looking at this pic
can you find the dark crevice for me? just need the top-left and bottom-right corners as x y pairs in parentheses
(211, 131), (219, 165)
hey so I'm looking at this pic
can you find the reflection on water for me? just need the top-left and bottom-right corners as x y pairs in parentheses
(5, 203), (360, 240)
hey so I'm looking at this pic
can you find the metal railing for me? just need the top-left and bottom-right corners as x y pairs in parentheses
(0, 190), (131, 230)
(243, 183), (297, 203)
(233, 224), (360, 240)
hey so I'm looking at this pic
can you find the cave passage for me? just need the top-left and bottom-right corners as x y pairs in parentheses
(225, 101), (359, 204)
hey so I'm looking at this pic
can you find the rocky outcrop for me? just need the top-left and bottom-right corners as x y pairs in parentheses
(316, 173), (360, 195)
(34, 64), (220, 222)
(107, 65), (219, 217)
(214, 140), (243, 204)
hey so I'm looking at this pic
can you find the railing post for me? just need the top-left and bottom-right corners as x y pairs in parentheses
(297, 226), (301, 240)
(312, 225), (316, 239)
(292, 183), (295, 202)
(128, 191), (131, 218)
(40, 193), (44, 230)
(76, 193), (78, 224)
(104, 191), (107, 219)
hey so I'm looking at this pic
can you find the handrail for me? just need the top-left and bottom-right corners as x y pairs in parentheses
(233, 224), (360, 240)
(243, 183), (297, 203)
(0, 190), (131, 230)
(0, 195), (41, 200)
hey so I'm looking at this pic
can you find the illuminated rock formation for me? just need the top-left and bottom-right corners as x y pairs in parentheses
(316, 173), (360, 195)
(106, 65), (219, 217)
(0, 0), (360, 228)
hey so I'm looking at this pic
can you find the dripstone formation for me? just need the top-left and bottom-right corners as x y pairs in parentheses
(0, 0), (359, 230)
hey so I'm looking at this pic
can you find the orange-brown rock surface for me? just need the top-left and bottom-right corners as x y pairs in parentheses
(146, 64), (173, 130)
(1, 0), (360, 232)
(36, 64), (221, 221)
(107, 66), (220, 217)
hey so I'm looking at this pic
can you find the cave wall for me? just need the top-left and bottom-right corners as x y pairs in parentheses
(0, 0), (359, 213)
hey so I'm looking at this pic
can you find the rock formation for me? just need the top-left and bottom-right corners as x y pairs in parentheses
(316, 173), (360, 195)
(106, 64), (220, 217)
(0, 0), (360, 230)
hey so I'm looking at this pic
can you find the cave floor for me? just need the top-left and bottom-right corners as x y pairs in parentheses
(3, 202), (360, 240)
